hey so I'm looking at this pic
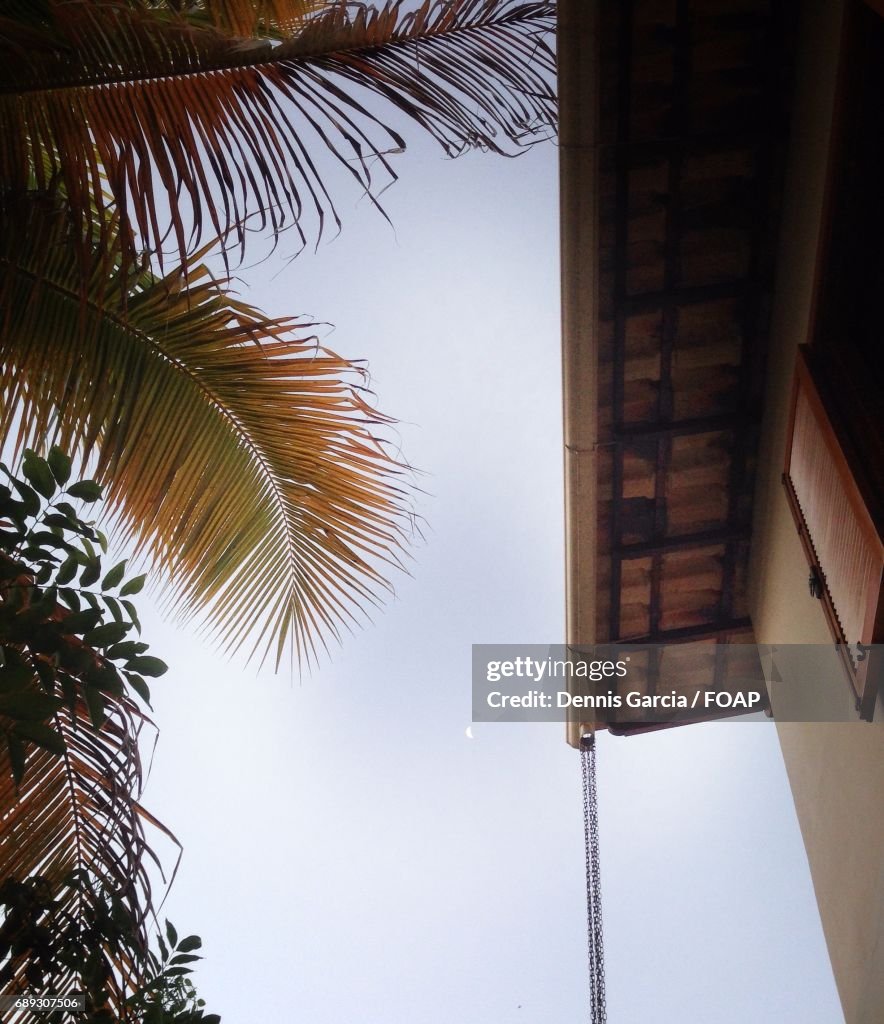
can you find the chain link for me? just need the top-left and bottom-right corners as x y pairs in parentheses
(581, 733), (607, 1024)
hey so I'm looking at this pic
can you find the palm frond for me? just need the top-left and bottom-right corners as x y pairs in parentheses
(0, 695), (171, 1019)
(0, 196), (412, 665)
(0, 0), (556, 267)
(157, 0), (318, 37)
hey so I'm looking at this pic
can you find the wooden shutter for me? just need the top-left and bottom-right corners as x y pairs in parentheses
(783, 347), (884, 719)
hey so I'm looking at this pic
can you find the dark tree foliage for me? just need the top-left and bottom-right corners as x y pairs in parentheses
(0, 450), (218, 1022)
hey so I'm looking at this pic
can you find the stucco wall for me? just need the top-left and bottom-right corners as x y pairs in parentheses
(748, 2), (884, 1021)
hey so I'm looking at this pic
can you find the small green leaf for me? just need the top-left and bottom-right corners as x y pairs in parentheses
(61, 609), (102, 634)
(66, 480), (102, 502)
(94, 669), (125, 697)
(102, 560), (127, 590)
(119, 574), (147, 597)
(13, 721), (66, 755)
(108, 641), (149, 660)
(31, 585), (58, 617)
(96, 529), (109, 554)
(60, 676), (77, 712)
(22, 451), (56, 500)
(29, 529), (67, 549)
(33, 660), (55, 693)
(43, 513), (69, 529)
(47, 447), (72, 486)
(122, 600), (141, 634)
(85, 622), (130, 647)
(3, 504), (29, 530)
(56, 556), (78, 586)
(57, 644), (93, 675)
(21, 544), (60, 564)
(0, 526), (23, 549)
(104, 596), (123, 623)
(0, 691), (63, 720)
(60, 587), (81, 612)
(166, 920), (178, 949)
(156, 933), (169, 963)
(175, 935), (202, 953)
(11, 479), (40, 517)
(80, 557), (101, 588)
(127, 656), (167, 678)
(83, 686), (105, 729)
(125, 673), (152, 706)
(0, 664), (34, 693)
(169, 953), (202, 966)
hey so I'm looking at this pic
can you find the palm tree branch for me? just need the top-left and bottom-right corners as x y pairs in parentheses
(0, 695), (174, 1019)
(0, 199), (412, 665)
(152, 0), (318, 38)
(0, 0), (556, 266)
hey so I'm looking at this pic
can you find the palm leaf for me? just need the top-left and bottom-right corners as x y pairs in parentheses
(0, 196), (411, 666)
(0, 694), (173, 1020)
(0, 0), (556, 267)
(159, 0), (318, 37)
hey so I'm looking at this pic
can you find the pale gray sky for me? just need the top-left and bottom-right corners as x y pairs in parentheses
(133, 136), (844, 1023)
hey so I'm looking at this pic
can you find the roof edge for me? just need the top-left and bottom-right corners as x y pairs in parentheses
(559, 0), (602, 746)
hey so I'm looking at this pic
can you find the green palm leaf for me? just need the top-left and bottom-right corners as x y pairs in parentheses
(0, 0), (556, 267)
(0, 197), (411, 665)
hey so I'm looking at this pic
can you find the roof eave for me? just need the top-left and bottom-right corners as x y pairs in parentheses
(559, 0), (603, 747)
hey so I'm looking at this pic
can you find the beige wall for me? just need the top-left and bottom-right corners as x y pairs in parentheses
(748, 2), (884, 1021)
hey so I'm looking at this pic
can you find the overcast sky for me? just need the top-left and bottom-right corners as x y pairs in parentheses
(132, 133), (844, 1023)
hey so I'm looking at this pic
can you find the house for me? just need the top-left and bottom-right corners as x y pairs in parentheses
(558, 1), (884, 1020)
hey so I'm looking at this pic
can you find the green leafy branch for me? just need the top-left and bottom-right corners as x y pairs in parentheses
(127, 921), (220, 1024)
(0, 874), (219, 1023)
(0, 447), (166, 783)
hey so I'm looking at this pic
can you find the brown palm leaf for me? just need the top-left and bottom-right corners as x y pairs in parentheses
(158, 0), (319, 37)
(0, 195), (411, 666)
(0, 693), (174, 1020)
(0, 0), (556, 268)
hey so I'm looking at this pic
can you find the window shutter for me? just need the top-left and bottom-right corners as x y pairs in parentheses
(783, 347), (883, 718)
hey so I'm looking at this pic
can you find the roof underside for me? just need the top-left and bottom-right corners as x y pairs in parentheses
(561, 0), (796, 736)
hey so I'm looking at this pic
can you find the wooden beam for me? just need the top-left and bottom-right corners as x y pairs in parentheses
(613, 618), (753, 646)
(612, 280), (750, 317)
(615, 526), (751, 559)
(614, 412), (749, 441)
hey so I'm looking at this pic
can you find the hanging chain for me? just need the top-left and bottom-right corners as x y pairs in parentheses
(581, 733), (607, 1024)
